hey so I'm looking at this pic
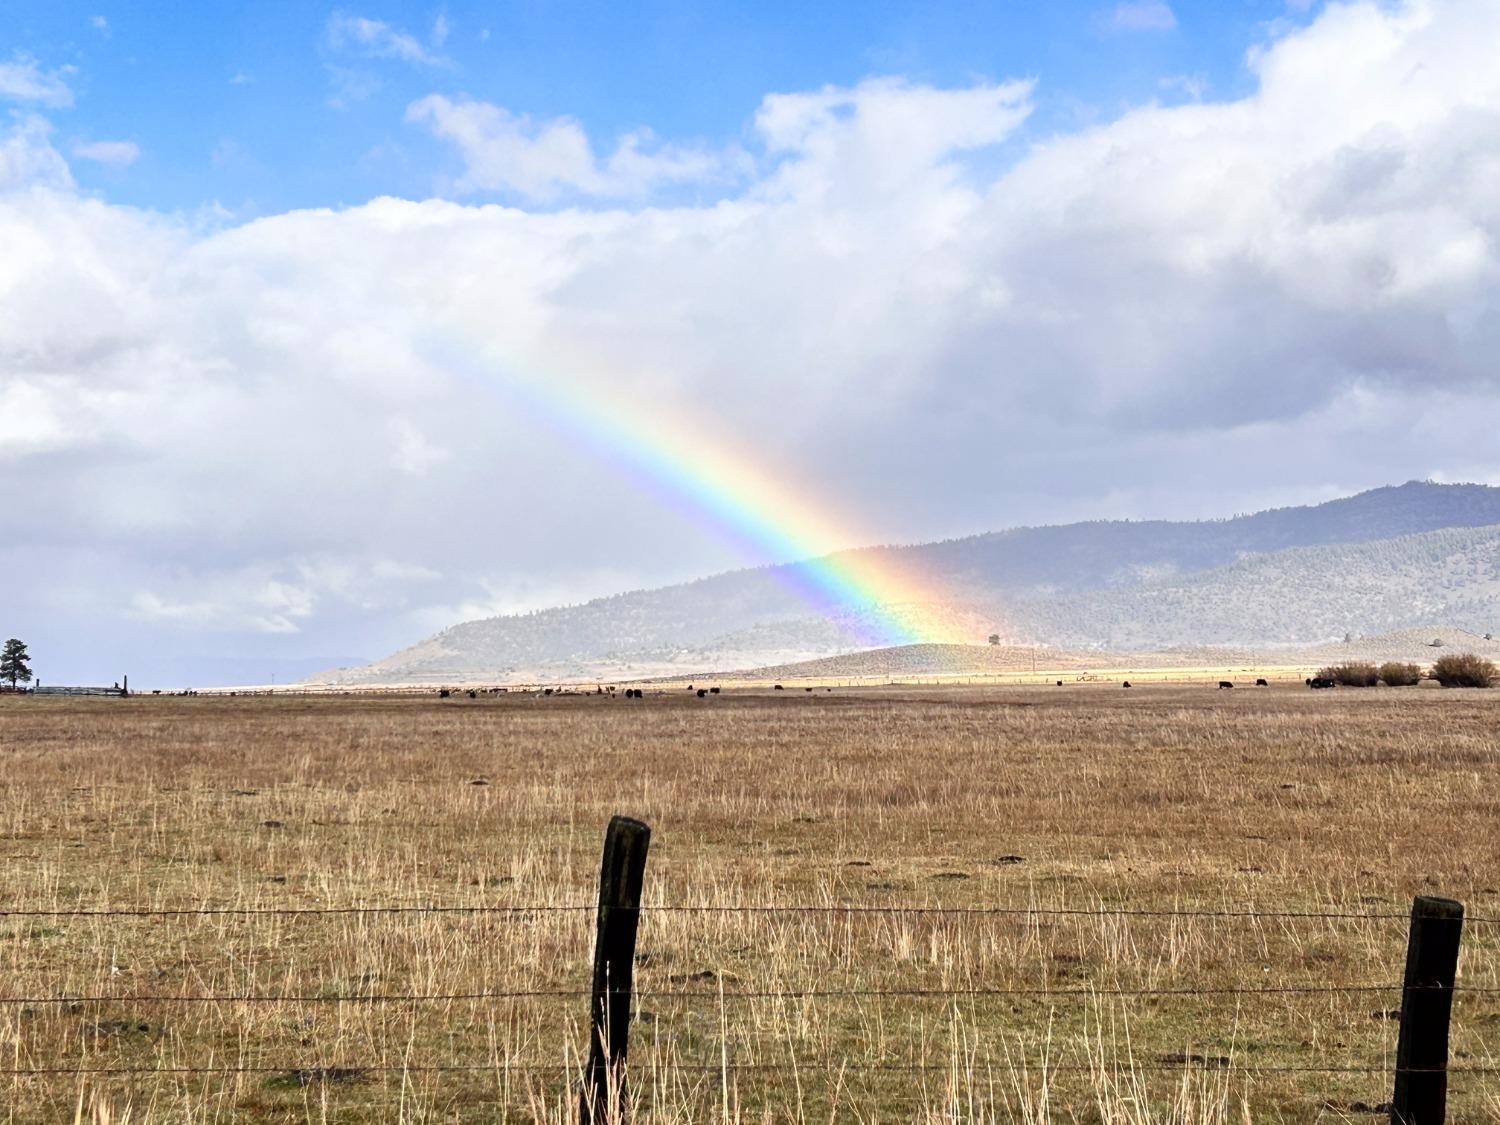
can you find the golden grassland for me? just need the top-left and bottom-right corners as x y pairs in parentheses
(2, 685), (1500, 1122)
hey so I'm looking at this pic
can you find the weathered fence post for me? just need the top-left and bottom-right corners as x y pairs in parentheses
(1391, 895), (1464, 1125)
(580, 816), (651, 1125)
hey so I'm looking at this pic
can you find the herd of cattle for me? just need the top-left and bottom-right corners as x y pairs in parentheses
(435, 675), (1346, 699)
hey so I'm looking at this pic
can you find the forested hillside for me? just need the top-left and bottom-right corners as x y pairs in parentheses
(323, 483), (1500, 682)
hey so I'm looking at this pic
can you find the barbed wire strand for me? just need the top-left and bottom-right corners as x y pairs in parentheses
(2, 1062), (1496, 1077)
(8, 982), (1481, 1006)
(6, 904), (1495, 922)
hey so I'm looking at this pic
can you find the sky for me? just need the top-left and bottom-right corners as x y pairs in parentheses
(3, 0), (1500, 685)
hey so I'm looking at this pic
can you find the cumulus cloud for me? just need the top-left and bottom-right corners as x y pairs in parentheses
(0, 53), (74, 107)
(71, 139), (140, 167)
(5, 0), (1500, 682)
(406, 94), (733, 200)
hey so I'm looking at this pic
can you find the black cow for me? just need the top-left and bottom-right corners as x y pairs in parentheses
(696, 689), (707, 698)
(1309, 677), (1336, 689)
(438, 689), (450, 698)
(1056, 680), (1064, 687)
(709, 686), (721, 695)
(1122, 681), (1132, 688)
(773, 684), (784, 691)
(467, 690), (477, 699)
(1218, 681), (1234, 689)
(1255, 678), (1269, 687)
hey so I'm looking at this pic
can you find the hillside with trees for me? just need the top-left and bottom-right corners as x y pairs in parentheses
(321, 482), (1500, 683)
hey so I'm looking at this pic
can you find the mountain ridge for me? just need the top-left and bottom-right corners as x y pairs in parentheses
(317, 481), (1500, 684)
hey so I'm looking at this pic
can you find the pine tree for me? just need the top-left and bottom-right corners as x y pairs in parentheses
(1, 638), (33, 689)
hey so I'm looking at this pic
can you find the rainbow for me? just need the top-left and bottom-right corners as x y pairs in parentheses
(436, 338), (974, 647)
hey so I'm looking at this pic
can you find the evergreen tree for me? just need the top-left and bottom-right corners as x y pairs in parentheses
(1, 638), (33, 689)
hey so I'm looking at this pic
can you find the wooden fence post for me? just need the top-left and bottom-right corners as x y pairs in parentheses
(1391, 895), (1464, 1125)
(580, 816), (651, 1125)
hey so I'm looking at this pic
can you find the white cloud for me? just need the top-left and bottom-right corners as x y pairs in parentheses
(391, 418), (450, 475)
(0, 114), (73, 189)
(406, 78), (1028, 203)
(0, 379), (74, 456)
(72, 139), (140, 167)
(1107, 1), (1178, 32)
(90, 15), (109, 34)
(327, 12), (446, 66)
(752, 77), (1033, 203)
(0, 53), (74, 107)
(1158, 73), (1207, 100)
(5, 0), (1500, 679)
(406, 94), (735, 201)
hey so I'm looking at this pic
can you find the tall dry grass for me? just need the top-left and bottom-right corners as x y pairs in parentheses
(2, 685), (1500, 1120)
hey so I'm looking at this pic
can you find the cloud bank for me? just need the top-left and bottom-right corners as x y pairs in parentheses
(3, 0), (1500, 683)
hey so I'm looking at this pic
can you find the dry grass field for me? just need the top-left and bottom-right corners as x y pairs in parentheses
(3, 684), (1500, 1122)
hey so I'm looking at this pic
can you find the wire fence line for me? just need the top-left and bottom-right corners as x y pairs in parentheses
(7, 902), (1495, 922)
(2, 1068), (1500, 1086)
(12, 982), (1488, 1006)
(4, 821), (1489, 1122)
(3, 1063), (1499, 1078)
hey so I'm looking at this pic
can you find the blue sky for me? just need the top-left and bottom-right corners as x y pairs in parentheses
(8, 0), (1309, 215)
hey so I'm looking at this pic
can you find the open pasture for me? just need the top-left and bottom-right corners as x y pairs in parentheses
(2, 684), (1500, 1122)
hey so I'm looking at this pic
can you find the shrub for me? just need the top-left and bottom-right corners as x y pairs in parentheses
(1315, 662), (1379, 687)
(1377, 662), (1422, 687)
(1429, 653), (1498, 688)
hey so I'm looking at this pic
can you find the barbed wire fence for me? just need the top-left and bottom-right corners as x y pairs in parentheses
(0, 815), (1484, 1124)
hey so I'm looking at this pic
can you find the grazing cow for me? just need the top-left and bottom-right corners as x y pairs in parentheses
(438, 689), (451, 699)
(773, 684), (784, 691)
(687, 685), (694, 692)
(1122, 681), (1132, 688)
(805, 687), (814, 693)
(1056, 680), (1064, 687)
(709, 687), (721, 695)
(1309, 677), (1336, 689)
(1255, 678), (1269, 687)
(696, 689), (707, 698)
(467, 690), (477, 699)
(1218, 681), (1234, 689)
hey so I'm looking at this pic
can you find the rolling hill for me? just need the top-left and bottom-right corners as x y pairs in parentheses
(317, 481), (1500, 684)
